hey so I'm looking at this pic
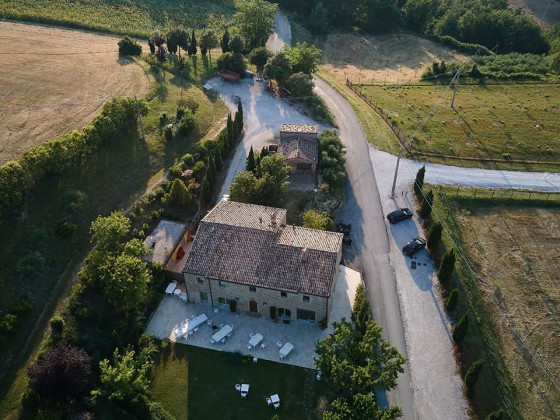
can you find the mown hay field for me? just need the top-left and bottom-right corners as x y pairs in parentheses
(358, 84), (560, 165)
(0, 21), (149, 165)
(455, 203), (560, 419)
(0, 0), (234, 37)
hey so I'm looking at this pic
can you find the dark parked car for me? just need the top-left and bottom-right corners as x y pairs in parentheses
(402, 237), (426, 256)
(387, 208), (413, 224)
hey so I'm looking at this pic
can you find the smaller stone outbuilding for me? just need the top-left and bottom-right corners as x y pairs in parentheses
(144, 220), (188, 273)
(278, 124), (319, 175)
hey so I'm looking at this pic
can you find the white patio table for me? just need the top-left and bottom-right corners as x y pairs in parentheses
(212, 324), (233, 343)
(165, 282), (176, 295)
(279, 342), (294, 359)
(248, 333), (263, 349)
(271, 394), (280, 404)
(184, 313), (208, 334)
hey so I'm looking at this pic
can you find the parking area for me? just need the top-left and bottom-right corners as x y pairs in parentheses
(146, 265), (361, 369)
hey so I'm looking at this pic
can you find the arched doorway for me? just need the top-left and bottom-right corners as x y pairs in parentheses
(249, 300), (258, 314)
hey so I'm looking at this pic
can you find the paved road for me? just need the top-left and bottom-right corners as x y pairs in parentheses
(314, 78), (416, 419)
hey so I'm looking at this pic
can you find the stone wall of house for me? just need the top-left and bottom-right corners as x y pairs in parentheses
(183, 272), (331, 324)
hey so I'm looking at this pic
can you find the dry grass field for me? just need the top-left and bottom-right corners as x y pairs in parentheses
(0, 21), (149, 165)
(322, 33), (467, 85)
(457, 206), (560, 419)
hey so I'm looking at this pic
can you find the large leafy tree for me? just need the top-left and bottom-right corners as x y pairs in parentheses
(200, 29), (218, 57)
(28, 341), (92, 401)
(285, 72), (314, 97)
(90, 211), (130, 253)
(264, 52), (292, 85)
(324, 393), (402, 420)
(105, 239), (151, 313)
(230, 154), (290, 207)
(234, 0), (278, 49)
(249, 47), (271, 74)
(285, 42), (322, 75)
(95, 348), (151, 403)
(314, 319), (405, 399)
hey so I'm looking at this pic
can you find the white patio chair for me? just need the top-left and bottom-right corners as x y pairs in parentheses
(266, 397), (272, 406)
(246, 344), (252, 351)
(193, 327), (199, 334)
(279, 353), (285, 360)
(207, 319), (213, 327)
(253, 357), (258, 364)
(241, 392), (247, 398)
(273, 402), (280, 409)
(191, 314), (196, 320)
(249, 332), (255, 339)
(227, 332), (232, 338)
(276, 341), (283, 348)
(260, 342), (266, 350)
(220, 323), (225, 329)
(235, 384), (241, 392)
(209, 338), (215, 344)
(229, 324), (234, 330)
(188, 330), (194, 337)
(220, 338), (226, 344)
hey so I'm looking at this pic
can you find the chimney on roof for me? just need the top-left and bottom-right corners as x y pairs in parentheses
(270, 211), (277, 228)
(259, 216), (263, 224)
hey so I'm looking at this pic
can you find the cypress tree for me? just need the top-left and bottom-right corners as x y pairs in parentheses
(148, 39), (155, 54)
(351, 284), (371, 336)
(227, 113), (235, 148)
(438, 249), (456, 283)
(189, 30), (197, 56)
(203, 177), (212, 204)
(465, 359), (485, 394)
(214, 147), (223, 171)
(445, 288), (459, 312)
(414, 165), (426, 196)
(418, 189), (434, 219)
(221, 29), (230, 53)
(246, 146), (256, 173)
(234, 101), (243, 136)
(260, 146), (269, 159)
(452, 312), (469, 343)
(208, 151), (216, 185)
(427, 221), (443, 250)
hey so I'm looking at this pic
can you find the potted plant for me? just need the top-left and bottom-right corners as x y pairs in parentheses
(270, 306), (277, 322)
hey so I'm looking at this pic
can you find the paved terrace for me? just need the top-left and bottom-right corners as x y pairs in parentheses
(146, 265), (361, 369)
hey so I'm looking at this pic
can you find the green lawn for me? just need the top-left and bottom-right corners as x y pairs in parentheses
(356, 84), (560, 168)
(151, 344), (332, 420)
(0, 0), (234, 37)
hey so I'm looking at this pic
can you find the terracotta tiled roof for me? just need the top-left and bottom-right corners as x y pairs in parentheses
(204, 200), (286, 231)
(279, 137), (318, 164)
(277, 225), (342, 253)
(280, 124), (318, 134)
(184, 203), (342, 297)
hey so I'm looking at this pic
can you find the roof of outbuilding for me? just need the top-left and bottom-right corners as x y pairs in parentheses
(280, 124), (318, 134)
(279, 137), (318, 164)
(184, 202), (342, 296)
(204, 200), (287, 232)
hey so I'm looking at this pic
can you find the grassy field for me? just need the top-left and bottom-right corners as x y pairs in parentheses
(433, 187), (560, 419)
(0, 48), (227, 418)
(317, 68), (399, 154)
(357, 84), (560, 166)
(0, 21), (150, 165)
(0, 0), (234, 37)
(150, 344), (331, 420)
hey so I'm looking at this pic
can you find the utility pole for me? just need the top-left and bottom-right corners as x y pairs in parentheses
(451, 68), (461, 109)
(135, 95), (145, 141)
(391, 148), (403, 197)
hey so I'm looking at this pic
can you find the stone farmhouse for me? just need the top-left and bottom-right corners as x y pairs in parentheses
(182, 200), (343, 325)
(278, 124), (319, 176)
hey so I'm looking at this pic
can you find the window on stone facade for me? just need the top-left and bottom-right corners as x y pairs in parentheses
(281, 291), (287, 298)
(303, 295), (310, 302)
(249, 286), (256, 292)
(197, 278), (203, 284)
(219, 281), (226, 288)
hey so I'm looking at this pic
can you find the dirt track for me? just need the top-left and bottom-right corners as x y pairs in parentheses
(0, 21), (149, 165)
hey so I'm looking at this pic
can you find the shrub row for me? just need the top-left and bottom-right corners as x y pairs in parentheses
(0, 97), (147, 215)
(427, 34), (494, 56)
